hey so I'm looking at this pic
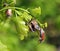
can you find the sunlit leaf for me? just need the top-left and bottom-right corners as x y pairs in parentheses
(21, 12), (32, 22)
(44, 22), (48, 28)
(15, 10), (22, 16)
(29, 7), (41, 17)
(13, 17), (29, 40)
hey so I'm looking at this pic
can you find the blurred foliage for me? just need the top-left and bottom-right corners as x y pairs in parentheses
(0, 0), (60, 51)
(0, 41), (9, 51)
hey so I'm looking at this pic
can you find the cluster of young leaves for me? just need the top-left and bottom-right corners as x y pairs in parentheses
(0, 2), (42, 41)
(29, 7), (41, 17)
(0, 0), (48, 42)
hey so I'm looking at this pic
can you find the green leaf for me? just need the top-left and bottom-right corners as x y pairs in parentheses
(29, 7), (41, 17)
(44, 22), (48, 28)
(13, 17), (29, 40)
(21, 12), (32, 22)
(15, 10), (22, 16)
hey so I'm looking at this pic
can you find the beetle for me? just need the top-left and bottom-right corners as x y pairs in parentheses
(28, 19), (45, 42)
(39, 28), (45, 42)
(5, 9), (12, 17)
(3, 3), (12, 17)
(28, 19), (40, 32)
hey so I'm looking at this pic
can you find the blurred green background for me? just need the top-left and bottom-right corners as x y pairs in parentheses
(0, 0), (60, 51)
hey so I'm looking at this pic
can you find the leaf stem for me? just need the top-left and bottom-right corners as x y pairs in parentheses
(0, 7), (30, 13)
